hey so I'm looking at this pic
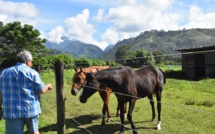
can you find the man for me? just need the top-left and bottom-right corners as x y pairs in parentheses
(0, 51), (53, 134)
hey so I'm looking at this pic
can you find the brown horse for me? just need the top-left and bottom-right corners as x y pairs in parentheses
(79, 66), (166, 134)
(71, 66), (127, 127)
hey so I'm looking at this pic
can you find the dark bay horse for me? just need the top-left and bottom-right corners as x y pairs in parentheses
(71, 66), (127, 127)
(79, 66), (166, 134)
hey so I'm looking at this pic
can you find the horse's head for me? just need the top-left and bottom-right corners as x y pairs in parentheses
(71, 68), (86, 96)
(79, 73), (100, 103)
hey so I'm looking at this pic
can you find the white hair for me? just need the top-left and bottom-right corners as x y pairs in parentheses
(16, 51), (33, 63)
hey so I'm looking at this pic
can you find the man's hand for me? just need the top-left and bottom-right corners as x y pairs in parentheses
(40, 83), (53, 94)
(47, 83), (53, 90)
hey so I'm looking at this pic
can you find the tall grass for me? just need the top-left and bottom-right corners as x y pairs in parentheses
(0, 68), (215, 134)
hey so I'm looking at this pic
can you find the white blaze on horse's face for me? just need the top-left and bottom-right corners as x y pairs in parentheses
(79, 87), (84, 98)
(71, 87), (79, 96)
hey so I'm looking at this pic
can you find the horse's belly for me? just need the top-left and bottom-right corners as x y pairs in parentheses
(137, 86), (153, 98)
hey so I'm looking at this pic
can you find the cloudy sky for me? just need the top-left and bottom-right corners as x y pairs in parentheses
(0, 0), (215, 50)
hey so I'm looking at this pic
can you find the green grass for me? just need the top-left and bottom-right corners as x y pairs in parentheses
(1, 69), (215, 134)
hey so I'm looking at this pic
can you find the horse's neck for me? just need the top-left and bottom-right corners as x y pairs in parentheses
(96, 71), (121, 90)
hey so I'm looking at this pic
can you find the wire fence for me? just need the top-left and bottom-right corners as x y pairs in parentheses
(21, 50), (215, 133)
(46, 51), (215, 134)
(40, 82), (215, 134)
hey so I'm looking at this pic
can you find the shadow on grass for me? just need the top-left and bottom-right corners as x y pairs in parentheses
(37, 115), (97, 133)
(36, 114), (157, 134)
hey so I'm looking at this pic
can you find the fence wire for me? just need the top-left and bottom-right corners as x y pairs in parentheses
(67, 50), (215, 133)
(40, 50), (215, 133)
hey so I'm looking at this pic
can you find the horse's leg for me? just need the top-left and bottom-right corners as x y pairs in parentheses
(105, 89), (111, 122)
(118, 101), (126, 134)
(117, 102), (127, 118)
(124, 102), (127, 118)
(155, 89), (162, 130)
(99, 91), (107, 127)
(116, 94), (120, 117)
(148, 94), (156, 122)
(127, 99), (138, 134)
(116, 103), (120, 117)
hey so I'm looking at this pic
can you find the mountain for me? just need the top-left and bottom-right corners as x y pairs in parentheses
(45, 29), (215, 60)
(45, 37), (103, 59)
(104, 45), (114, 52)
(62, 41), (103, 59)
(100, 28), (215, 60)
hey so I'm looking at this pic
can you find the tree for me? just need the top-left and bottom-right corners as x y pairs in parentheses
(55, 54), (74, 69)
(75, 57), (92, 67)
(0, 21), (48, 68)
(125, 49), (155, 67)
(115, 45), (131, 64)
(153, 50), (165, 64)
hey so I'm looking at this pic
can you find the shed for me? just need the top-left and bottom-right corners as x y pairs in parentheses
(177, 46), (215, 79)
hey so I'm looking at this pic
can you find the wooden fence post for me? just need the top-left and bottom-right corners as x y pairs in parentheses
(55, 61), (66, 134)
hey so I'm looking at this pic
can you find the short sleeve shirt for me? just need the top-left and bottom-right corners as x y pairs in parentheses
(0, 62), (46, 118)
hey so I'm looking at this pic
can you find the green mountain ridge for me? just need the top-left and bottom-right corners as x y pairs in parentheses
(45, 39), (103, 59)
(100, 28), (215, 60)
(45, 28), (215, 60)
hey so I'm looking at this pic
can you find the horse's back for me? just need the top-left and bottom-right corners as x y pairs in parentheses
(136, 66), (165, 83)
(134, 66), (165, 96)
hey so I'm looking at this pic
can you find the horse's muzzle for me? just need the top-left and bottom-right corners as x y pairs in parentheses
(79, 97), (87, 103)
(71, 88), (78, 96)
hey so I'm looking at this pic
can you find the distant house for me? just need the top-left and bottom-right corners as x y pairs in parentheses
(177, 46), (215, 79)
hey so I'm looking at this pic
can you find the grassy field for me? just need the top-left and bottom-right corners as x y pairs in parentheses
(0, 67), (215, 134)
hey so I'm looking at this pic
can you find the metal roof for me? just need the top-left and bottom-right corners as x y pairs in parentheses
(176, 45), (215, 53)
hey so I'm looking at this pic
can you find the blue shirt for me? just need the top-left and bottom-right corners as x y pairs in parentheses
(0, 62), (46, 118)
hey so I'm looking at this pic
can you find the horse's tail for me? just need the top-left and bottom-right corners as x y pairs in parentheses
(159, 68), (166, 84)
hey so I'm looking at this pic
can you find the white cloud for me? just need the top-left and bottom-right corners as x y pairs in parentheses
(45, 9), (109, 50)
(144, 0), (175, 10)
(181, 6), (215, 29)
(91, 40), (109, 50)
(39, 30), (47, 40)
(101, 29), (119, 44)
(94, 8), (104, 22)
(64, 9), (95, 40)
(118, 0), (136, 5)
(0, 14), (7, 22)
(102, 0), (180, 45)
(2, 0), (215, 51)
(101, 28), (132, 44)
(0, 1), (39, 26)
(46, 26), (65, 44)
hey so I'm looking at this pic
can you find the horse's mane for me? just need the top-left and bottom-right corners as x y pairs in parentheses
(92, 66), (134, 82)
(91, 66), (125, 74)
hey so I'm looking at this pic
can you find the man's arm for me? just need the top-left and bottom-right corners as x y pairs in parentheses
(40, 84), (52, 94)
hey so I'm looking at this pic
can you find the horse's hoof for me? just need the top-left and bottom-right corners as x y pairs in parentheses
(124, 114), (127, 118)
(133, 129), (138, 134)
(119, 127), (125, 134)
(151, 118), (155, 122)
(156, 121), (161, 130)
(106, 118), (111, 122)
(157, 126), (161, 130)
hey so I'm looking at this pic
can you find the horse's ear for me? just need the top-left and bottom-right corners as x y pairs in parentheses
(74, 68), (78, 72)
(80, 68), (83, 72)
